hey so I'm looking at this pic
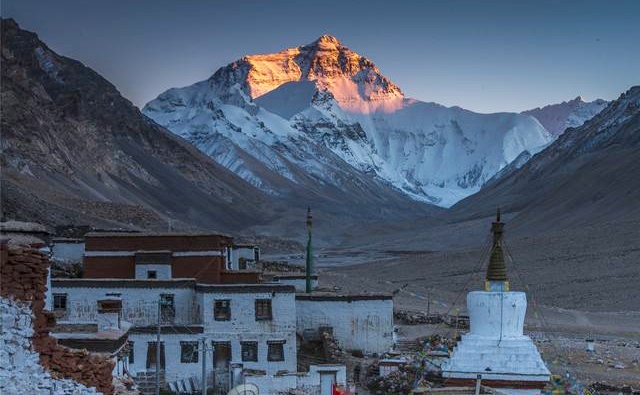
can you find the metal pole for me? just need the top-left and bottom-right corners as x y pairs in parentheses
(156, 299), (161, 395)
(305, 207), (313, 293)
(474, 374), (482, 395)
(426, 291), (430, 317)
(201, 337), (207, 395)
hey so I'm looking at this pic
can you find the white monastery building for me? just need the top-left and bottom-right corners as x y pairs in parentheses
(50, 227), (393, 395)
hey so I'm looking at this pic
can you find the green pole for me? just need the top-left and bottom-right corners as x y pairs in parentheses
(305, 207), (313, 293)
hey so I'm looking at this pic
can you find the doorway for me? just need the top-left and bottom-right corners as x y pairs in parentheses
(146, 341), (165, 370)
(320, 371), (337, 395)
(213, 341), (232, 392)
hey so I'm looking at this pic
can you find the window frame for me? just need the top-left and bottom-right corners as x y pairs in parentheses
(53, 293), (67, 311)
(241, 341), (258, 362)
(180, 341), (199, 364)
(267, 340), (285, 362)
(160, 294), (175, 323)
(254, 299), (272, 321)
(214, 299), (231, 321)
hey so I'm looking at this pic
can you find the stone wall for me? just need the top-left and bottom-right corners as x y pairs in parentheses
(0, 243), (115, 394)
(1, 296), (101, 394)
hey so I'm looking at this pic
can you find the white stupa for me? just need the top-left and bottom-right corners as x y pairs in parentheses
(441, 210), (550, 393)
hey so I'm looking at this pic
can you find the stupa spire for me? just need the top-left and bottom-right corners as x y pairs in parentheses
(485, 208), (509, 291)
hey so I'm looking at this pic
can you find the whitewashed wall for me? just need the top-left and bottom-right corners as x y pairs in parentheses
(53, 283), (199, 326)
(244, 365), (346, 395)
(296, 297), (394, 354)
(135, 264), (172, 280)
(229, 247), (259, 270)
(197, 286), (297, 374)
(128, 333), (202, 382)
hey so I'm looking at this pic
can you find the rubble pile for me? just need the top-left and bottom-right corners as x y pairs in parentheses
(262, 260), (305, 273)
(365, 364), (418, 395)
(394, 310), (444, 325)
(590, 382), (640, 395)
(1, 296), (100, 395)
(321, 330), (349, 362)
(1, 243), (115, 394)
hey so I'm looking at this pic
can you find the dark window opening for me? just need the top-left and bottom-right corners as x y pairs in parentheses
(255, 299), (272, 321)
(146, 341), (165, 369)
(241, 341), (258, 362)
(147, 270), (157, 279)
(128, 341), (134, 364)
(53, 293), (67, 310)
(160, 294), (175, 323)
(214, 300), (231, 321)
(180, 341), (199, 363)
(267, 341), (285, 362)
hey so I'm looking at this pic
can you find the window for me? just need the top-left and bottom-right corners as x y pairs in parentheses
(147, 270), (157, 279)
(214, 300), (231, 321)
(267, 341), (285, 362)
(180, 341), (199, 363)
(53, 293), (67, 310)
(160, 294), (175, 323)
(241, 341), (258, 362)
(128, 341), (134, 364)
(255, 299), (272, 321)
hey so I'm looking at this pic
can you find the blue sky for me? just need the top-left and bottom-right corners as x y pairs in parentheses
(4, 0), (639, 113)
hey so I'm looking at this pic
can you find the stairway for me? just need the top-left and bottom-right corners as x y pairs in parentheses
(394, 339), (422, 353)
(134, 371), (166, 395)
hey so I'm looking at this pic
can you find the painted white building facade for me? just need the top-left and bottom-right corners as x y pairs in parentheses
(296, 294), (394, 355)
(51, 279), (358, 394)
(228, 245), (260, 270)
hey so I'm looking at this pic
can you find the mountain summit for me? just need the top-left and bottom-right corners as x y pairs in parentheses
(210, 35), (404, 113)
(144, 36), (553, 207)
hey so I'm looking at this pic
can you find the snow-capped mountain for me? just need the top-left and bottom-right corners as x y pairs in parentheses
(523, 96), (608, 137)
(453, 86), (640, 229)
(144, 35), (552, 207)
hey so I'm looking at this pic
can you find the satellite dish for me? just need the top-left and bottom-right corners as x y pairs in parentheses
(227, 383), (259, 395)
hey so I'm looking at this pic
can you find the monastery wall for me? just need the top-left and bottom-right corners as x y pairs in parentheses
(295, 295), (394, 355)
(0, 243), (115, 394)
(52, 280), (199, 326)
(197, 287), (298, 374)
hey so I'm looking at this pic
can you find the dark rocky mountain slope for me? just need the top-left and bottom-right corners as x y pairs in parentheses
(0, 18), (269, 232)
(1, 19), (435, 238)
(452, 86), (640, 233)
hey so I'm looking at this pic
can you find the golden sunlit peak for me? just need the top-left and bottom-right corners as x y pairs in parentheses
(313, 34), (341, 46)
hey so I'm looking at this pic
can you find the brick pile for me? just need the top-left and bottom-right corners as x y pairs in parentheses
(1, 242), (115, 394)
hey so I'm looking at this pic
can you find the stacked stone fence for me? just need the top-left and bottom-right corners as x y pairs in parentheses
(1, 242), (115, 394)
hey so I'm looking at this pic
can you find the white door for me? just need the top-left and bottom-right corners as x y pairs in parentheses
(320, 371), (336, 395)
